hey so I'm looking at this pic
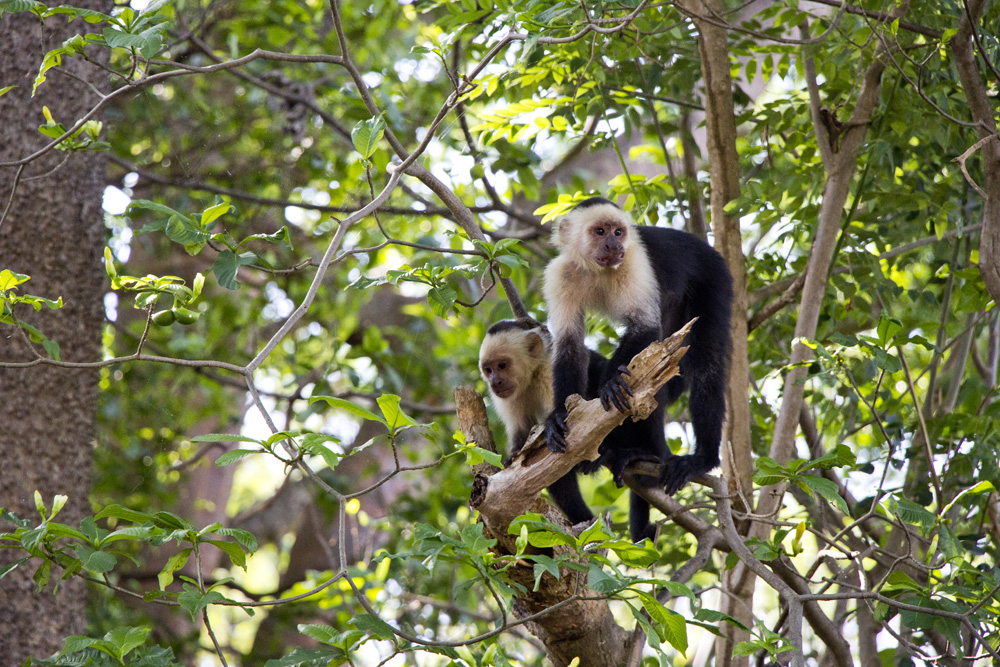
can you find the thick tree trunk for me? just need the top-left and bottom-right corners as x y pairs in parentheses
(951, 0), (1000, 305)
(678, 0), (755, 663)
(0, 4), (109, 663)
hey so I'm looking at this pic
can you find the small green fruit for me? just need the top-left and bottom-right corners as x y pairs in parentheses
(171, 307), (201, 325)
(151, 310), (176, 326)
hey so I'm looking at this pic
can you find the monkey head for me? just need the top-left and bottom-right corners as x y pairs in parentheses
(554, 197), (632, 271)
(479, 318), (550, 401)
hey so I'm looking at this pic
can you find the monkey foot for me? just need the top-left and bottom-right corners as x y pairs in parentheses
(607, 451), (662, 488)
(659, 455), (715, 496)
(631, 522), (657, 544)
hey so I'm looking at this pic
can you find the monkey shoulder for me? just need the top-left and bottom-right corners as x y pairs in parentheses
(635, 226), (731, 285)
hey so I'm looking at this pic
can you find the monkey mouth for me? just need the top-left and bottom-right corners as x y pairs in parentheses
(492, 385), (515, 398)
(595, 255), (624, 268)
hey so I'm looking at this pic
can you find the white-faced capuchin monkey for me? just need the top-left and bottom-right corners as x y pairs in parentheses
(479, 318), (605, 525)
(543, 197), (733, 542)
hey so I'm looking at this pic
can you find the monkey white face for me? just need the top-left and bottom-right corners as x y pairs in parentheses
(556, 202), (632, 271)
(479, 328), (547, 400)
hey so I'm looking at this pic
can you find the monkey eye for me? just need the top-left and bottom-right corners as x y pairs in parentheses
(614, 228), (623, 236)
(498, 362), (507, 370)
(594, 227), (605, 236)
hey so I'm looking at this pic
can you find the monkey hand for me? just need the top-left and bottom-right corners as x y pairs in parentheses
(659, 455), (712, 496)
(599, 366), (633, 413)
(576, 456), (605, 475)
(543, 410), (568, 454)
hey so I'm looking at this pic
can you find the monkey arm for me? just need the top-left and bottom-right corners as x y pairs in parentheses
(545, 334), (590, 453)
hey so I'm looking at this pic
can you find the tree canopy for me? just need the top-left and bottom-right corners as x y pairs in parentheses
(1, 0), (999, 666)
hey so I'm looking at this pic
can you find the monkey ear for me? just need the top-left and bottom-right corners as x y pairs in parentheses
(552, 218), (571, 248)
(549, 219), (562, 246)
(525, 331), (546, 357)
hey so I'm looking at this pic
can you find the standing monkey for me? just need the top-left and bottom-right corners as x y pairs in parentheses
(543, 198), (733, 541)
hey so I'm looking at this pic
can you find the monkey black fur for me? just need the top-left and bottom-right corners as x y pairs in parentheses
(543, 198), (733, 541)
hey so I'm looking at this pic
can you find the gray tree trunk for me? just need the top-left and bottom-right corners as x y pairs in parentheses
(0, 4), (110, 663)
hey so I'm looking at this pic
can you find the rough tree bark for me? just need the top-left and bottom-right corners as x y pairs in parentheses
(459, 324), (691, 667)
(0, 3), (110, 663)
(677, 0), (756, 663)
(951, 0), (1000, 305)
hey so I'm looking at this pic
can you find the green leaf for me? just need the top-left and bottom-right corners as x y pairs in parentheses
(107, 625), (150, 660)
(200, 202), (232, 228)
(876, 315), (902, 346)
(0, 0), (43, 15)
(508, 516), (575, 548)
(137, 24), (164, 59)
(940, 480), (995, 517)
(808, 444), (856, 470)
(586, 562), (622, 594)
(158, 548), (191, 589)
(351, 613), (396, 641)
(892, 498), (936, 531)
(42, 5), (110, 21)
(603, 538), (660, 568)
(300, 434), (343, 469)
(34, 48), (70, 94)
(427, 284), (458, 318)
(638, 591), (688, 653)
(33, 559), (50, 592)
(103, 27), (151, 50)
(694, 608), (752, 633)
(0, 269), (30, 291)
(34, 490), (46, 518)
(41, 337), (61, 360)
(215, 527), (258, 553)
(191, 433), (262, 444)
(752, 456), (790, 486)
(214, 449), (263, 466)
(46, 522), (88, 541)
(376, 394), (417, 429)
(164, 216), (210, 252)
(263, 648), (343, 667)
(128, 199), (195, 222)
(177, 586), (226, 620)
(883, 571), (923, 594)
(0, 557), (29, 581)
(298, 624), (339, 644)
(528, 554), (560, 591)
(236, 226), (292, 251)
(150, 511), (191, 531)
(351, 114), (386, 159)
(84, 550), (117, 574)
(936, 525), (964, 562)
(211, 250), (257, 290)
(460, 444), (503, 468)
(799, 475), (848, 513)
(309, 396), (383, 423)
(205, 539), (247, 569)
